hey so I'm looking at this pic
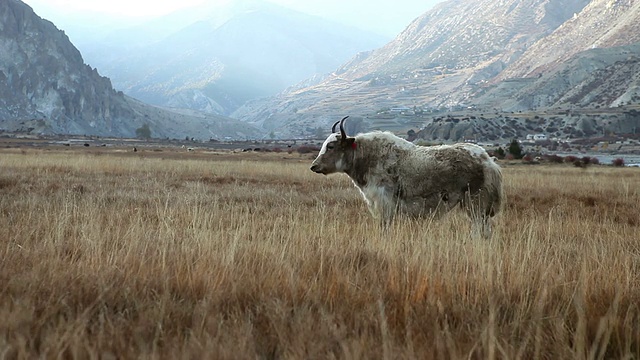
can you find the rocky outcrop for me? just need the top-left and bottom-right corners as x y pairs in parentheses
(497, 0), (640, 80)
(0, 0), (130, 128)
(473, 43), (640, 111)
(415, 109), (640, 142)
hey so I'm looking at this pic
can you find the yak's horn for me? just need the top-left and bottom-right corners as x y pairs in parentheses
(331, 120), (340, 133)
(339, 116), (349, 139)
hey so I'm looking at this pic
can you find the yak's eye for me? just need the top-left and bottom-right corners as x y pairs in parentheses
(326, 143), (335, 150)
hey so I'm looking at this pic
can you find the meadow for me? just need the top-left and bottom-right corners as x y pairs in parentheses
(1, 146), (639, 359)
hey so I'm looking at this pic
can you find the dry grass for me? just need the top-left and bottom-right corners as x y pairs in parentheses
(1, 148), (639, 359)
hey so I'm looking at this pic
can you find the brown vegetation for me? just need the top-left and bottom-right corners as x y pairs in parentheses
(1, 147), (639, 358)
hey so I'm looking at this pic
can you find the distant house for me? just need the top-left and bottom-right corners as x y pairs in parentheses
(533, 134), (547, 141)
(390, 106), (411, 113)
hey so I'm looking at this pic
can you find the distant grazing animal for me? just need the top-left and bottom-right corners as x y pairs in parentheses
(187, 147), (195, 152)
(310, 116), (503, 238)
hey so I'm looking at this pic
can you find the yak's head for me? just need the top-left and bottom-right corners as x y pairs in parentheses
(310, 116), (357, 175)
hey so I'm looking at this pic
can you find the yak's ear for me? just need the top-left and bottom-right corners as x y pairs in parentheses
(344, 137), (357, 149)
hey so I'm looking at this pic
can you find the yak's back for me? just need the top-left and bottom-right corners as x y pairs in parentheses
(400, 143), (493, 195)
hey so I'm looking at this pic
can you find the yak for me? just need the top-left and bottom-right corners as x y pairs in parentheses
(310, 116), (503, 238)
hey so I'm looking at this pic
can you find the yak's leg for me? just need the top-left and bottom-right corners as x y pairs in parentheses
(468, 214), (492, 239)
(379, 199), (398, 230)
(470, 215), (492, 239)
(464, 192), (494, 239)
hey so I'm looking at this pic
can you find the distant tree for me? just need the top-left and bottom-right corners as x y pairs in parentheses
(135, 123), (151, 139)
(407, 129), (417, 142)
(507, 139), (523, 159)
(494, 147), (506, 159)
(612, 158), (625, 167)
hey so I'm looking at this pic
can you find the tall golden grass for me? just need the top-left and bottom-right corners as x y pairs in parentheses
(1, 148), (639, 359)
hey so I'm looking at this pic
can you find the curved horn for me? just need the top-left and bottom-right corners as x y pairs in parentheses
(339, 116), (349, 139)
(331, 120), (340, 133)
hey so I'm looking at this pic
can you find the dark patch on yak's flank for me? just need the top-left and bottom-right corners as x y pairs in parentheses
(348, 158), (373, 187)
(463, 166), (485, 195)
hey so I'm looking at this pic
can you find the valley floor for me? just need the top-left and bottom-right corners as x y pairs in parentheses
(1, 146), (639, 358)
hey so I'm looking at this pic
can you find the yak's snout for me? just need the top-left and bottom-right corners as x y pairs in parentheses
(310, 163), (323, 174)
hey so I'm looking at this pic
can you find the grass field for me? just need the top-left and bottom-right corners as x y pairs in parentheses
(1, 147), (639, 359)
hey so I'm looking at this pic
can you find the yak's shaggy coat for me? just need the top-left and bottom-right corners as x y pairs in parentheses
(310, 117), (503, 237)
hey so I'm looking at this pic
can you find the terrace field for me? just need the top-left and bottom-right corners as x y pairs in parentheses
(1, 146), (639, 358)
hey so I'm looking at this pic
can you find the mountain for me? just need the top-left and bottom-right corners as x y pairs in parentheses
(473, 0), (640, 111)
(233, 0), (640, 140)
(0, 0), (260, 140)
(69, 0), (388, 116)
(471, 43), (640, 111)
(496, 0), (640, 80)
(232, 0), (592, 137)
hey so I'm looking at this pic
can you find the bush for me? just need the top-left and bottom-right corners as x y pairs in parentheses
(574, 160), (587, 168)
(544, 154), (564, 163)
(564, 155), (578, 164)
(492, 147), (506, 159)
(612, 158), (625, 167)
(135, 123), (151, 139)
(581, 156), (599, 165)
(296, 145), (321, 154)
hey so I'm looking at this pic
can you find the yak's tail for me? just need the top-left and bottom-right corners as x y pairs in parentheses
(482, 157), (504, 218)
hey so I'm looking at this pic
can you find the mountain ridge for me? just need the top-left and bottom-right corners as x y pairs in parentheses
(232, 0), (640, 140)
(0, 0), (261, 140)
(71, 0), (388, 116)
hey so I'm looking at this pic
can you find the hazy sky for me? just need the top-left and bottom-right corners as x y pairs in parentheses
(23, 0), (442, 37)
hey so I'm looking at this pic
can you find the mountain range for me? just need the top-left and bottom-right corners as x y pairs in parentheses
(2, 0), (640, 141)
(0, 0), (261, 140)
(233, 0), (640, 139)
(68, 0), (388, 116)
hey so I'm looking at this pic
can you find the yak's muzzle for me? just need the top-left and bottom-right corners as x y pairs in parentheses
(310, 164), (323, 173)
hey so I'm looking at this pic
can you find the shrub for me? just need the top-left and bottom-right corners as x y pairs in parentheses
(564, 155), (578, 164)
(296, 145), (321, 154)
(544, 154), (564, 163)
(612, 158), (625, 167)
(490, 147), (506, 159)
(135, 123), (151, 139)
(581, 156), (599, 165)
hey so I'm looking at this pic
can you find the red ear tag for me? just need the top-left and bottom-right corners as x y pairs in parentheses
(352, 142), (357, 149)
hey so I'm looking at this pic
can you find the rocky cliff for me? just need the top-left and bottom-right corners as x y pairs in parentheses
(497, 0), (640, 80)
(0, 0), (260, 140)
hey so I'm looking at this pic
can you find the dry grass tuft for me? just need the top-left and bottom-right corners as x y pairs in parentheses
(1, 149), (639, 358)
